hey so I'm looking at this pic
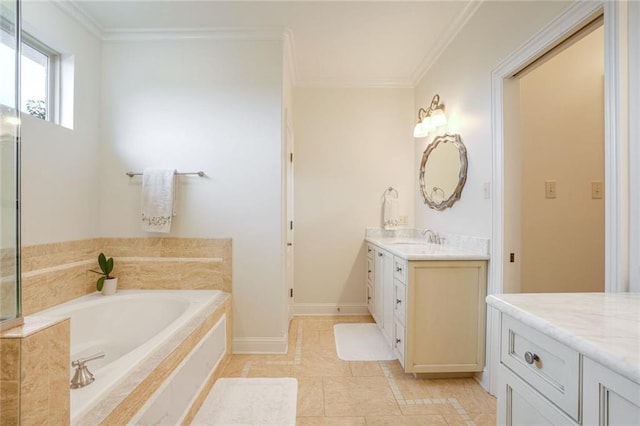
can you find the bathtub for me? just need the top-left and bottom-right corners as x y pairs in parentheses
(38, 289), (229, 424)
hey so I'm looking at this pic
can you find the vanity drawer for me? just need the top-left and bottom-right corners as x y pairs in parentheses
(367, 244), (374, 260)
(367, 258), (374, 282)
(500, 314), (580, 421)
(393, 257), (407, 283)
(366, 283), (374, 315)
(393, 279), (406, 324)
(394, 319), (405, 367)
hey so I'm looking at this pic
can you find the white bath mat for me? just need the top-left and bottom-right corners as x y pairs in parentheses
(334, 323), (397, 361)
(192, 378), (297, 425)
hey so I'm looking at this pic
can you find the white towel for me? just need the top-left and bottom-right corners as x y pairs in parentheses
(141, 168), (176, 233)
(383, 192), (399, 230)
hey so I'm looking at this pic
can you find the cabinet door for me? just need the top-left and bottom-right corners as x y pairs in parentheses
(498, 366), (578, 425)
(373, 249), (385, 324)
(405, 260), (487, 373)
(381, 251), (394, 345)
(583, 357), (640, 425)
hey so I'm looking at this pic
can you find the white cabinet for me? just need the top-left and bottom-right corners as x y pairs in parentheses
(498, 313), (640, 425)
(583, 357), (640, 425)
(372, 246), (394, 346)
(366, 245), (374, 316)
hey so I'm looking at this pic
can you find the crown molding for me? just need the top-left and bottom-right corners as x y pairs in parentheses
(101, 26), (288, 42)
(53, 0), (104, 39)
(411, 0), (483, 86)
(294, 79), (414, 89)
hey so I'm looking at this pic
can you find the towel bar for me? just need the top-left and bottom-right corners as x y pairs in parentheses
(125, 171), (205, 178)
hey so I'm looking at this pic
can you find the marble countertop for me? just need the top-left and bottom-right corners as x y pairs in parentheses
(487, 292), (640, 384)
(366, 237), (489, 261)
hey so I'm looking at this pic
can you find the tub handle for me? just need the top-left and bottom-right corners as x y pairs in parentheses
(71, 351), (105, 367)
(70, 352), (105, 389)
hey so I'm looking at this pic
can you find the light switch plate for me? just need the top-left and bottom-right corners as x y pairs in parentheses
(545, 181), (557, 199)
(591, 181), (603, 199)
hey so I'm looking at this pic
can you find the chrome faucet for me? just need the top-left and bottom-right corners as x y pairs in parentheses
(70, 352), (105, 389)
(422, 228), (443, 245)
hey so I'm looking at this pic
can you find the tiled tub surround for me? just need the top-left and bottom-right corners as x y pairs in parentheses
(365, 227), (490, 259)
(20, 237), (232, 315)
(0, 317), (70, 424)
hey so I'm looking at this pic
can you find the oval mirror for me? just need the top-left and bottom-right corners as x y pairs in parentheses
(419, 133), (468, 210)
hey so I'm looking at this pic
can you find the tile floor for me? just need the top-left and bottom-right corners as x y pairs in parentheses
(218, 315), (496, 425)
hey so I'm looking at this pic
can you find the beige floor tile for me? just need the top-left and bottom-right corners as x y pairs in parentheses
(349, 361), (384, 377)
(297, 416), (366, 425)
(398, 401), (459, 416)
(323, 376), (401, 417)
(365, 415), (449, 425)
(216, 317), (495, 425)
(246, 362), (293, 377)
(293, 353), (352, 377)
(297, 376), (325, 417)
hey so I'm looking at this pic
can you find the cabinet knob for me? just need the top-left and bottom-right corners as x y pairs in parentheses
(396, 299), (402, 304)
(378, 253), (383, 257)
(368, 248), (372, 252)
(367, 296), (372, 300)
(368, 270), (371, 273)
(395, 338), (401, 344)
(396, 266), (402, 272)
(524, 351), (540, 365)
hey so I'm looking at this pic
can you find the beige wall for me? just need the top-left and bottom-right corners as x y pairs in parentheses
(293, 88), (414, 312)
(519, 26), (605, 293)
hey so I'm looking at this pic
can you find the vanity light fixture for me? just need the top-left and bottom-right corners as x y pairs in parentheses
(413, 94), (447, 138)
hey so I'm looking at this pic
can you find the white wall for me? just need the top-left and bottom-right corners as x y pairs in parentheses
(100, 37), (287, 351)
(413, 1), (573, 238)
(293, 88), (414, 313)
(519, 27), (604, 293)
(20, 1), (102, 245)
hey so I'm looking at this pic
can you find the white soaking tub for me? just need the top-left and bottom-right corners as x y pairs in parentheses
(37, 289), (228, 423)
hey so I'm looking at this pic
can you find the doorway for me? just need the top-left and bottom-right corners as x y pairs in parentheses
(504, 22), (605, 294)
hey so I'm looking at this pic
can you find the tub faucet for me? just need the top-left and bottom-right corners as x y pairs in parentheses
(422, 228), (441, 244)
(70, 352), (105, 389)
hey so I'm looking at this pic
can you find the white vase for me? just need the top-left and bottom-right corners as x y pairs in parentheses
(101, 277), (118, 296)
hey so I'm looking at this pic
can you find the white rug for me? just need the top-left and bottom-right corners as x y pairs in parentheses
(192, 378), (297, 425)
(334, 323), (397, 361)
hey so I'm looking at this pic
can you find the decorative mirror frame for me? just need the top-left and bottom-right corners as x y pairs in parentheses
(419, 133), (468, 211)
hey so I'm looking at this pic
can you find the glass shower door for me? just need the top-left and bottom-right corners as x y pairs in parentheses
(0, 0), (21, 330)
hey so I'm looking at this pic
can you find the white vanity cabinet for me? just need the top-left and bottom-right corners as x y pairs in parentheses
(369, 244), (395, 346)
(490, 294), (640, 426)
(583, 357), (640, 425)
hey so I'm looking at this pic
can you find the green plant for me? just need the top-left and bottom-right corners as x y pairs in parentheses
(26, 100), (46, 119)
(90, 253), (115, 291)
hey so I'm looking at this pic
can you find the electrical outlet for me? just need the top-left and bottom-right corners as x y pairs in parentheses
(545, 181), (557, 199)
(398, 215), (408, 225)
(591, 181), (603, 199)
(483, 182), (491, 199)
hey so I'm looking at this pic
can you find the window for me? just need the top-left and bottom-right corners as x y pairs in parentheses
(0, 19), (60, 121)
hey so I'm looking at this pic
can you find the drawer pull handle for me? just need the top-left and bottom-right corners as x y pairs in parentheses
(368, 270), (371, 273)
(396, 266), (403, 272)
(396, 299), (402, 304)
(524, 351), (540, 365)
(395, 338), (401, 344)
(368, 248), (372, 252)
(367, 296), (372, 300)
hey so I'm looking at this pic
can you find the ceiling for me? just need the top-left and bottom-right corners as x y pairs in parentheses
(66, 1), (480, 87)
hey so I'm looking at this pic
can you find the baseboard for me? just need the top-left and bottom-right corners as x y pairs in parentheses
(293, 303), (369, 316)
(232, 335), (288, 354)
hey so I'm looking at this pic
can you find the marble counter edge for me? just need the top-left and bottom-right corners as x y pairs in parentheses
(366, 238), (490, 261)
(486, 295), (640, 385)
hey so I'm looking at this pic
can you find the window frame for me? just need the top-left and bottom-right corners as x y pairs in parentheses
(0, 17), (60, 122)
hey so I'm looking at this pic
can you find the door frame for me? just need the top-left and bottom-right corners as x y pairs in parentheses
(486, 0), (625, 393)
